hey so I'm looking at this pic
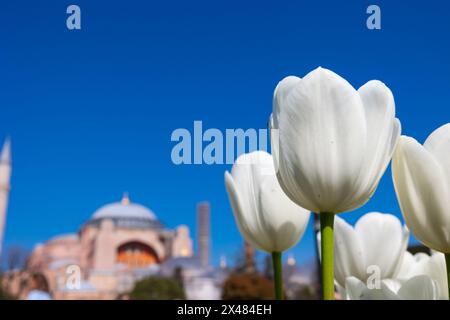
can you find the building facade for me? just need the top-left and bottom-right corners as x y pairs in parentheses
(24, 194), (194, 299)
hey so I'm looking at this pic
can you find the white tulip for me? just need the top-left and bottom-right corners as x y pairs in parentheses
(270, 67), (400, 214)
(398, 251), (448, 299)
(331, 212), (409, 288)
(345, 275), (438, 300)
(392, 124), (450, 253)
(224, 151), (310, 253)
(398, 252), (430, 279)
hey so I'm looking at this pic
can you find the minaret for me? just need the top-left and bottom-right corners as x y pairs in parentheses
(0, 138), (12, 258)
(197, 202), (210, 267)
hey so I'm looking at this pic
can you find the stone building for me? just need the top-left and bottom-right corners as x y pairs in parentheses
(24, 193), (193, 299)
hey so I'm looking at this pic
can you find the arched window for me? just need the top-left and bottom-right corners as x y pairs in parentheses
(116, 241), (159, 268)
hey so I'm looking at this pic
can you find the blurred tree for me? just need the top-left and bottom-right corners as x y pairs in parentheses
(222, 273), (274, 300)
(0, 276), (16, 300)
(292, 284), (320, 300)
(129, 276), (185, 300)
(0, 287), (15, 300)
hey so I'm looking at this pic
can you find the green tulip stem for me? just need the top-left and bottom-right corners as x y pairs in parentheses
(320, 212), (335, 300)
(272, 251), (283, 300)
(445, 253), (450, 300)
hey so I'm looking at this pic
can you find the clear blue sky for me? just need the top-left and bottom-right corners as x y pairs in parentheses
(1, 0), (449, 268)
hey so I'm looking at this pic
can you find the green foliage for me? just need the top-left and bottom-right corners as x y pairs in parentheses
(129, 276), (185, 300)
(292, 284), (320, 300)
(0, 281), (16, 300)
(222, 273), (274, 300)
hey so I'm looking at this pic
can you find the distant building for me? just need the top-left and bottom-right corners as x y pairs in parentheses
(197, 202), (210, 267)
(160, 256), (226, 300)
(158, 201), (227, 300)
(21, 194), (194, 299)
(2, 195), (228, 300)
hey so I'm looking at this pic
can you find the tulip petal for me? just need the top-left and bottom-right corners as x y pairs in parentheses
(224, 171), (266, 251)
(359, 81), (397, 171)
(424, 123), (450, 189)
(369, 280), (400, 300)
(398, 251), (430, 279)
(345, 277), (400, 300)
(345, 81), (400, 208)
(397, 275), (438, 300)
(269, 114), (280, 175)
(355, 212), (409, 279)
(334, 216), (366, 287)
(346, 276), (438, 300)
(344, 277), (367, 300)
(259, 175), (310, 252)
(427, 252), (449, 299)
(272, 76), (302, 129)
(392, 136), (450, 252)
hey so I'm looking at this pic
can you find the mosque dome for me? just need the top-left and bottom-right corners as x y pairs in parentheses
(92, 197), (156, 221)
(87, 193), (163, 229)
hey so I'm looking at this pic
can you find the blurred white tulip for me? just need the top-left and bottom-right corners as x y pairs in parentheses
(392, 124), (450, 253)
(345, 275), (438, 300)
(331, 212), (409, 287)
(398, 252), (430, 279)
(398, 251), (448, 299)
(270, 67), (400, 214)
(224, 151), (310, 253)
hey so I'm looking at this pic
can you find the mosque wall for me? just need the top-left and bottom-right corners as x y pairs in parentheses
(3, 196), (201, 299)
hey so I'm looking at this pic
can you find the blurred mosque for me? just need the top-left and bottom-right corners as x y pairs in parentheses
(0, 137), (315, 300)
(18, 197), (228, 299)
(0, 137), (228, 299)
(27, 194), (190, 298)
(5, 194), (227, 299)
